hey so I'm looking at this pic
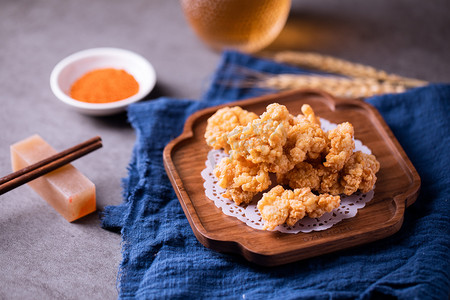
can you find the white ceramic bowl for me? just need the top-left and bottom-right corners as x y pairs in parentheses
(50, 47), (156, 116)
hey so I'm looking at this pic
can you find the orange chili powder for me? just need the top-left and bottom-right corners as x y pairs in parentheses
(70, 68), (139, 103)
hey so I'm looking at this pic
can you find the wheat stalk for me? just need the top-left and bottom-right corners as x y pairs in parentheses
(270, 51), (428, 88)
(258, 74), (407, 98)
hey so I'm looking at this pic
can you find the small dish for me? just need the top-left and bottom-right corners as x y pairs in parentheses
(50, 47), (156, 116)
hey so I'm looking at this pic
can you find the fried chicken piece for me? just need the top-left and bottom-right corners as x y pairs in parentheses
(257, 186), (291, 230)
(205, 106), (258, 153)
(340, 151), (380, 195)
(316, 164), (344, 195)
(299, 187), (341, 219)
(260, 102), (292, 127)
(277, 161), (321, 191)
(265, 105), (327, 173)
(226, 104), (290, 165)
(262, 153), (293, 174)
(281, 151), (380, 196)
(286, 119), (328, 164)
(301, 104), (322, 126)
(290, 104), (321, 126)
(283, 104), (328, 165)
(324, 122), (355, 171)
(214, 156), (271, 205)
(257, 185), (340, 230)
(221, 188), (257, 206)
(278, 162), (343, 195)
(251, 104), (327, 174)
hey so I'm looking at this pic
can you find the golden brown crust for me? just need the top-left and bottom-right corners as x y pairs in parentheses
(214, 156), (271, 205)
(324, 122), (355, 171)
(227, 104), (290, 165)
(257, 185), (340, 230)
(206, 103), (380, 229)
(340, 151), (380, 194)
(205, 106), (258, 153)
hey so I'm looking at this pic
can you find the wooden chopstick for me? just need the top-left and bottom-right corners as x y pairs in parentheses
(0, 136), (102, 195)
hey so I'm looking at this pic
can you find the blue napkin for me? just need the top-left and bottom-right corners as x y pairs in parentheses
(101, 51), (450, 299)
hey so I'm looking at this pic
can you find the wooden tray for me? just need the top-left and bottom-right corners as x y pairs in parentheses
(163, 89), (420, 266)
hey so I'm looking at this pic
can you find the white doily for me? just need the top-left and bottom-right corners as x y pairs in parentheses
(201, 118), (374, 233)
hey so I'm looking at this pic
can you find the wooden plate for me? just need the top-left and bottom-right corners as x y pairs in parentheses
(163, 89), (420, 266)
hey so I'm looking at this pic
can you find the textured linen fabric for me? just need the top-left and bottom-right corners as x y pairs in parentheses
(101, 51), (450, 299)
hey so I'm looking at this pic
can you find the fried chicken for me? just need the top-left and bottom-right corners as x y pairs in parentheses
(323, 122), (355, 171)
(257, 185), (340, 230)
(279, 151), (380, 196)
(227, 104), (290, 165)
(205, 103), (380, 230)
(300, 104), (322, 126)
(264, 104), (328, 174)
(205, 106), (258, 153)
(285, 116), (328, 163)
(340, 151), (380, 194)
(214, 156), (271, 205)
(277, 161), (321, 191)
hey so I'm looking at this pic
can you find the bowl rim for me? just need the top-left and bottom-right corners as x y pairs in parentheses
(49, 47), (156, 112)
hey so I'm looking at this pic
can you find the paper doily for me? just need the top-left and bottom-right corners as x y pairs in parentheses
(201, 118), (374, 233)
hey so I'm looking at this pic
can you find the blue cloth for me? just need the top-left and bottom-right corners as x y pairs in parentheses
(101, 51), (450, 299)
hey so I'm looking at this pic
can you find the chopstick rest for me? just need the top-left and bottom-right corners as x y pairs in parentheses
(2, 135), (102, 222)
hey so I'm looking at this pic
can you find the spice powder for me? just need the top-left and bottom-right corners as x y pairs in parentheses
(70, 68), (139, 103)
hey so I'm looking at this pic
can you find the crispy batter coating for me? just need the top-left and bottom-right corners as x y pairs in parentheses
(290, 104), (321, 126)
(260, 103), (292, 126)
(222, 188), (257, 206)
(278, 162), (343, 195)
(340, 151), (380, 194)
(316, 164), (344, 195)
(205, 106), (258, 153)
(257, 185), (340, 230)
(280, 151), (380, 196)
(257, 186), (290, 230)
(214, 156), (271, 205)
(324, 122), (355, 171)
(205, 103), (380, 230)
(301, 104), (321, 126)
(277, 162), (321, 191)
(227, 104), (290, 165)
(286, 117), (328, 163)
(263, 104), (327, 174)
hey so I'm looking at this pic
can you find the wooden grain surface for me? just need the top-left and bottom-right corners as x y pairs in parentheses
(163, 89), (420, 266)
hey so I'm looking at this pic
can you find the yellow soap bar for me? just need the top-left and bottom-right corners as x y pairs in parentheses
(10, 135), (96, 222)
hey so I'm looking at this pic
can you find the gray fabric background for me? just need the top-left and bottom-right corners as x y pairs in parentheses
(0, 0), (449, 298)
